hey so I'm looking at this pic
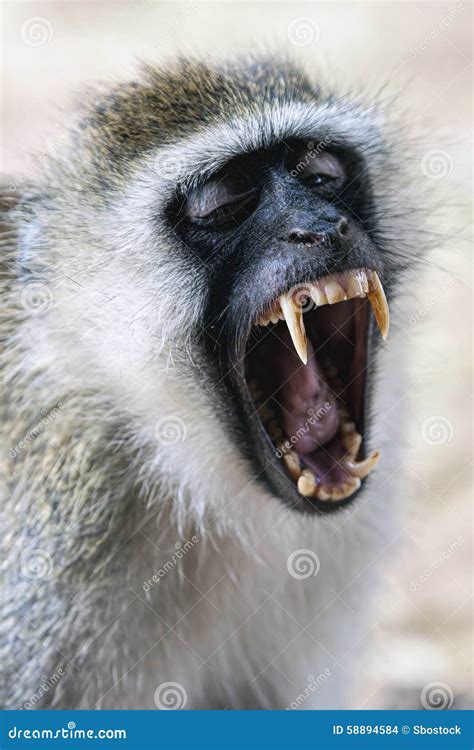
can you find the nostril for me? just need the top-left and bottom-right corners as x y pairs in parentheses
(287, 229), (324, 246)
(337, 218), (349, 236)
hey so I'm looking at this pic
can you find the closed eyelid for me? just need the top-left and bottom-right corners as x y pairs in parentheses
(187, 183), (257, 220)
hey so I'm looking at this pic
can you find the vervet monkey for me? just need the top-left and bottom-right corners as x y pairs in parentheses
(1, 56), (421, 709)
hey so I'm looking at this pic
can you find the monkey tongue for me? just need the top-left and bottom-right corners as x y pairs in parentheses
(277, 331), (340, 454)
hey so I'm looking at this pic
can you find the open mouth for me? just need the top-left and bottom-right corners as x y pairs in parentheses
(242, 269), (389, 509)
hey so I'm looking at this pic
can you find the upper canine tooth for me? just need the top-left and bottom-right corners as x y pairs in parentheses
(279, 293), (308, 365)
(325, 280), (347, 304)
(367, 271), (390, 340)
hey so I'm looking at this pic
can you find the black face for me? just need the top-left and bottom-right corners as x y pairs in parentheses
(167, 140), (390, 513)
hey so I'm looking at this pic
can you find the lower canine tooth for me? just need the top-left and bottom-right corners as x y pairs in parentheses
(344, 450), (380, 478)
(283, 451), (301, 480)
(297, 469), (317, 497)
(368, 271), (390, 340)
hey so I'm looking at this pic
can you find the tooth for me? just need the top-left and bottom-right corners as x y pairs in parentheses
(297, 469), (317, 497)
(283, 451), (301, 480)
(310, 282), (327, 306)
(347, 270), (368, 298)
(325, 280), (347, 304)
(342, 431), (362, 456)
(344, 450), (380, 478)
(338, 477), (361, 499)
(367, 271), (390, 340)
(279, 294), (308, 365)
(277, 440), (291, 455)
(317, 477), (361, 501)
(341, 421), (356, 435)
(316, 485), (331, 501)
(269, 314), (280, 324)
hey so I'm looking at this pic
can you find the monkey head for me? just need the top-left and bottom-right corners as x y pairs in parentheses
(17, 57), (415, 524)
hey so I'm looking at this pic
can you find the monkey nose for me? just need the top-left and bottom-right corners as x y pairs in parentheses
(286, 229), (325, 246)
(286, 218), (349, 247)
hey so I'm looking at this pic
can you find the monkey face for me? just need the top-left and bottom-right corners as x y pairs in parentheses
(32, 60), (409, 520)
(164, 138), (393, 514)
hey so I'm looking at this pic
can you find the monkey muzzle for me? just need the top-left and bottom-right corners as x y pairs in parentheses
(222, 266), (390, 513)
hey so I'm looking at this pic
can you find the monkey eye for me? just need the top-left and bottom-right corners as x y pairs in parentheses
(294, 151), (346, 191)
(186, 176), (258, 226)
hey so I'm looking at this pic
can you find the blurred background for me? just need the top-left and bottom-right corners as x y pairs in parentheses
(2, 0), (472, 709)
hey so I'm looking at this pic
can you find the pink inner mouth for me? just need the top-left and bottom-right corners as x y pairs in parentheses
(245, 297), (371, 502)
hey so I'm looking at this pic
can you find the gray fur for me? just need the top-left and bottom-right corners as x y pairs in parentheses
(1, 56), (423, 709)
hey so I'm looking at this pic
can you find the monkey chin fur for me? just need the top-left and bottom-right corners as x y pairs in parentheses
(0, 54), (425, 709)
